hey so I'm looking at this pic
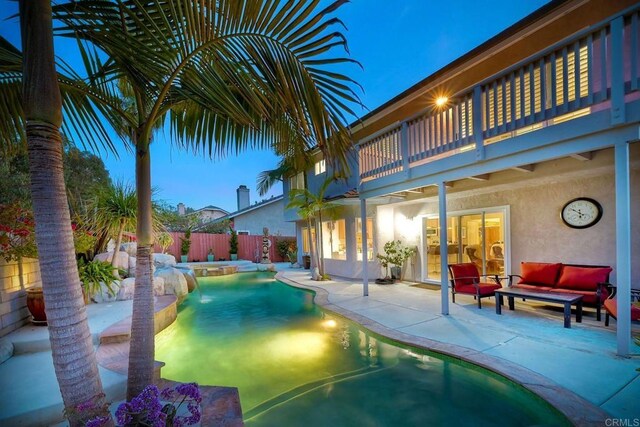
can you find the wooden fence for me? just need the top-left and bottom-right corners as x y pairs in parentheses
(154, 232), (295, 263)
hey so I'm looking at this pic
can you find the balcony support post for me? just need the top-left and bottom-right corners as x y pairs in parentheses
(611, 16), (625, 125)
(472, 85), (485, 160)
(615, 140), (631, 356)
(438, 181), (449, 315)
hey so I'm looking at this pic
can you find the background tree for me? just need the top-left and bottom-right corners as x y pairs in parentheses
(17, 1), (111, 425)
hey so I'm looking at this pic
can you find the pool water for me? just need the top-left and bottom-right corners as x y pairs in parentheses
(155, 272), (569, 426)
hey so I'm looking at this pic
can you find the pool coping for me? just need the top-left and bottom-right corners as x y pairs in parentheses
(275, 271), (610, 427)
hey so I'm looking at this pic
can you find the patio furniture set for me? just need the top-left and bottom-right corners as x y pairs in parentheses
(447, 261), (637, 328)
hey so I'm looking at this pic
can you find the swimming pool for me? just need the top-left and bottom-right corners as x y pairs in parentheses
(155, 272), (569, 426)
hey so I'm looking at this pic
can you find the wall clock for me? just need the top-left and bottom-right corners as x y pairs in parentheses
(561, 197), (603, 229)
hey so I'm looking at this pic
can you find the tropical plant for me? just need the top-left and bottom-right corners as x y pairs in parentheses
(12, 1), (112, 424)
(1, 0), (362, 399)
(276, 239), (297, 264)
(156, 232), (173, 254)
(89, 182), (137, 268)
(229, 227), (238, 256)
(376, 240), (417, 279)
(78, 259), (122, 301)
(286, 177), (339, 278)
(180, 229), (192, 257)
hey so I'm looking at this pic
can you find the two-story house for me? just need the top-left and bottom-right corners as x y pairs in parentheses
(283, 0), (640, 355)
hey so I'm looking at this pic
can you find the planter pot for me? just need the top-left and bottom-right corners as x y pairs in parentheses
(390, 266), (402, 280)
(207, 254), (214, 262)
(375, 278), (394, 285)
(302, 255), (311, 270)
(26, 287), (47, 325)
(180, 255), (188, 263)
(230, 254), (238, 261)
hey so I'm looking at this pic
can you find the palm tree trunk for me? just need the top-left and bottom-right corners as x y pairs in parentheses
(127, 138), (155, 399)
(20, 1), (111, 425)
(317, 211), (325, 276)
(306, 217), (316, 270)
(111, 218), (125, 268)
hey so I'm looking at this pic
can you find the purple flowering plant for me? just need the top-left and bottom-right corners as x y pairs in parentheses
(85, 383), (201, 427)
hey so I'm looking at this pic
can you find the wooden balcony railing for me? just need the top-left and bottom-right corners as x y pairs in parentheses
(358, 8), (640, 183)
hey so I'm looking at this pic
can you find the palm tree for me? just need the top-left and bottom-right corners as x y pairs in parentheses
(16, 1), (111, 425)
(50, 0), (362, 398)
(287, 177), (339, 278)
(89, 182), (137, 269)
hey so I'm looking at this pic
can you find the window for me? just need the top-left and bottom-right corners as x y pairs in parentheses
(314, 159), (326, 175)
(289, 172), (304, 190)
(321, 220), (346, 260)
(301, 226), (316, 254)
(356, 218), (374, 261)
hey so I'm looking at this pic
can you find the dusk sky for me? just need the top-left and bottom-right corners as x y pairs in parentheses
(1, 0), (549, 213)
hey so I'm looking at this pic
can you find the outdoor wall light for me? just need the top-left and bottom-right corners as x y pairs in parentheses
(435, 96), (449, 107)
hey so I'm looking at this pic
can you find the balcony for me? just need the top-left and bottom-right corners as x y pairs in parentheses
(357, 7), (640, 185)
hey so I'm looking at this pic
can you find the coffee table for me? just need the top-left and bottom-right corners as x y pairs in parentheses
(495, 287), (583, 328)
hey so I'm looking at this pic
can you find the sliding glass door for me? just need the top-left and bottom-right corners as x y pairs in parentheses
(422, 208), (507, 282)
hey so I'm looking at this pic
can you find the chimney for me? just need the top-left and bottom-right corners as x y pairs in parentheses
(237, 185), (250, 211)
(177, 202), (186, 216)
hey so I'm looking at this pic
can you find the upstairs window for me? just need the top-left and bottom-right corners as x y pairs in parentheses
(314, 159), (326, 175)
(289, 172), (304, 190)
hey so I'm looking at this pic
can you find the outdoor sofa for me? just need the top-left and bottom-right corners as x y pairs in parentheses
(508, 262), (612, 321)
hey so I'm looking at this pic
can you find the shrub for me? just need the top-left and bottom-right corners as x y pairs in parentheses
(229, 227), (238, 255)
(78, 259), (122, 300)
(180, 228), (191, 256)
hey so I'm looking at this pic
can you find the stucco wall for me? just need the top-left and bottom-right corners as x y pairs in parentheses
(233, 199), (295, 236)
(0, 257), (41, 337)
(376, 145), (640, 286)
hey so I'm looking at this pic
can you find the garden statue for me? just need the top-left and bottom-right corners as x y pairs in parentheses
(261, 227), (271, 264)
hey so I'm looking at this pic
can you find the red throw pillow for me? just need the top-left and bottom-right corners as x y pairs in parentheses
(557, 266), (612, 291)
(518, 262), (562, 286)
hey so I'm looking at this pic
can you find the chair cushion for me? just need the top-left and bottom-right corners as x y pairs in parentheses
(518, 262), (562, 286)
(548, 288), (606, 305)
(456, 283), (501, 296)
(556, 266), (612, 291)
(604, 299), (640, 321)
(511, 284), (554, 292)
(449, 263), (479, 286)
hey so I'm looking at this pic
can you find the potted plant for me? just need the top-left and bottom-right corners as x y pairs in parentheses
(207, 248), (215, 262)
(180, 228), (191, 263)
(376, 240), (417, 282)
(229, 227), (238, 261)
(78, 259), (122, 303)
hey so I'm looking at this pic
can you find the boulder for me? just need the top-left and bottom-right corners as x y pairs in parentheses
(128, 256), (137, 277)
(155, 267), (188, 302)
(153, 253), (176, 269)
(117, 277), (136, 301)
(117, 277), (166, 301)
(175, 266), (198, 293)
(94, 251), (130, 272)
(311, 267), (321, 281)
(120, 242), (137, 258)
(92, 280), (122, 303)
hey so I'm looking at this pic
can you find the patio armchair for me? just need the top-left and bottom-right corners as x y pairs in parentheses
(603, 287), (640, 327)
(448, 263), (503, 309)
